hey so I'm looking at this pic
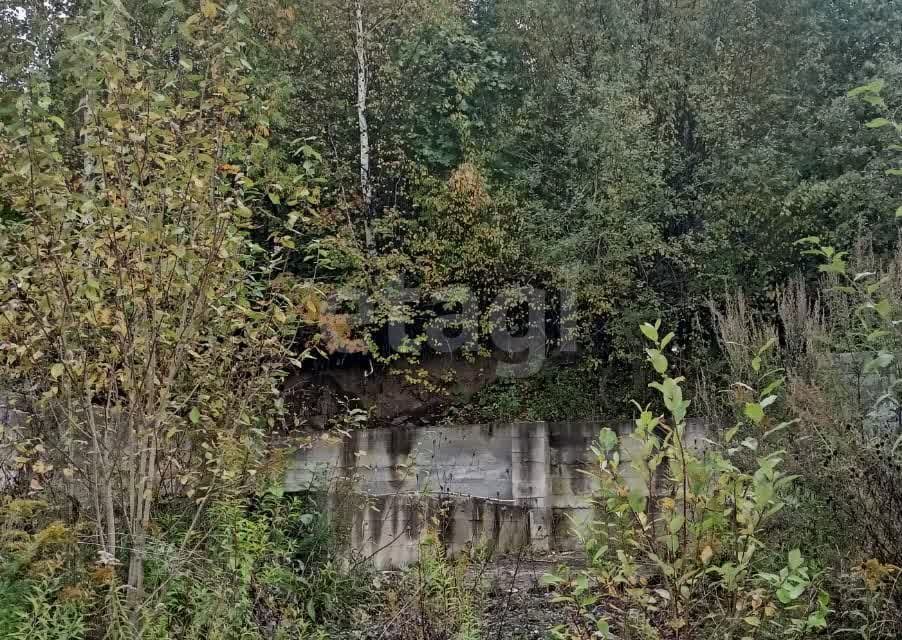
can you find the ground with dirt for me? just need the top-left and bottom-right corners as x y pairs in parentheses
(338, 550), (585, 640)
(479, 551), (583, 640)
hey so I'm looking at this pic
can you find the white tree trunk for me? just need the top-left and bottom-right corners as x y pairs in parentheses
(354, 0), (375, 255)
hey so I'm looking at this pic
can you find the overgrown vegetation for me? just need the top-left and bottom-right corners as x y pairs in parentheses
(0, 488), (377, 639)
(546, 326), (829, 639)
(2, 0), (902, 638)
(544, 235), (902, 638)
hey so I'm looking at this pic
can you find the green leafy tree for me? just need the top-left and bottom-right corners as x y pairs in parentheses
(0, 0), (312, 630)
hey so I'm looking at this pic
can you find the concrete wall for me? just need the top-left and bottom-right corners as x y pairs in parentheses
(834, 352), (902, 431)
(285, 420), (709, 568)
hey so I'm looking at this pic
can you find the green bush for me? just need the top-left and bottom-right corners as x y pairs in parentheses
(544, 322), (828, 640)
(134, 490), (373, 640)
(0, 499), (91, 640)
(380, 531), (484, 640)
(474, 364), (601, 423)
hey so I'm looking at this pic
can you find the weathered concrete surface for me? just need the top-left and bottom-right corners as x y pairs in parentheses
(834, 352), (902, 431)
(286, 420), (709, 568)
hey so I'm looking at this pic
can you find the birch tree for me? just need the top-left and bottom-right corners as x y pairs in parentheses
(353, 0), (374, 255)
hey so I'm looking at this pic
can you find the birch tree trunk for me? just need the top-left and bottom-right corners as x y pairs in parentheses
(354, 0), (375, 256)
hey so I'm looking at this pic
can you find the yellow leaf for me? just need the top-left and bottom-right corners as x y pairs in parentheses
(201, 1), (218, 19)
(667, 617), (687, 630)
(50, 362), (65, 379)
(701, 545), (714, 565)
(33, 460), (53, 474)
(304, 297), (320, 321)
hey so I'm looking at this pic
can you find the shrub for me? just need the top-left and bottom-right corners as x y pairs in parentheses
(135, 489), (373, 640)
(708, 239), (902, 639)
(380, 531), (484, 640)
(545, 322), (828, 640)
(0, 499), (90, 640)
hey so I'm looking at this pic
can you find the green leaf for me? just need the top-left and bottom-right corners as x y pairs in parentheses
(646, 349), (668, 374)
(189, 406), (201, 424)
(639, 322), (658, 342)
(84, 285), (101, 302)
(744, 402), (764, 424)
(848, 79), (884, 96)
(862, 94), (887, 108)
(50, 363), (65, 379)
(807, 611), (827, 630)
(863, 352), (894, 374)
(874, 298), (892, 320)
(596, 619), (610, 637)
(818, 258), (847, 275)
(760, 377), (784, 397)
(776, 588), (794, 604)
(788, 548), (802, 570)
(757, 337), (777, 355)
(896, 205), (902, 219)
(598, 428), (619, 452)
(865, 117), (892, 129)
(627, 490), (646, 513)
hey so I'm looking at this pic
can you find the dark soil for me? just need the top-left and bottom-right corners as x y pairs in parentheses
(339, 550), (584, 640)
(479, 551), (584, 640)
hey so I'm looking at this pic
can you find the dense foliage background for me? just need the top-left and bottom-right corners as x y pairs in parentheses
(1, 1), (902, 639)
(6, 0), (901, 406)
